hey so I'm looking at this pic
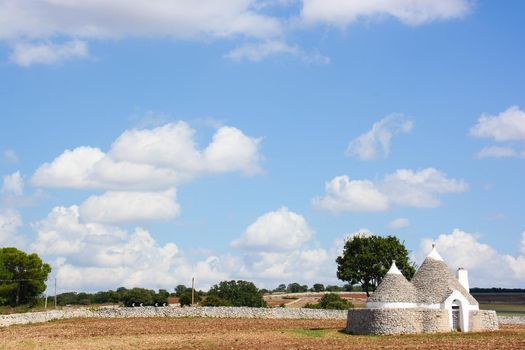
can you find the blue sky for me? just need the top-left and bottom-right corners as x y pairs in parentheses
(0, 0), (524, 292)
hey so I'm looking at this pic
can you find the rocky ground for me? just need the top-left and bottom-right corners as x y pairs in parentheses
(1, 317), (524, 350)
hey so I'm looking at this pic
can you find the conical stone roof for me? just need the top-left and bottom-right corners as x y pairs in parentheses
(411, 247), (478, 305)
(368, 261), (418, 303)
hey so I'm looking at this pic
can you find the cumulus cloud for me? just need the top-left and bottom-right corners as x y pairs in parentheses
(0, 0), (282, 64)
(225, 40), (330, 64)
(346, 114), (413, 160)
(2, 171), (24, 196)
(301, 0), (472, 27)
(420, 229), (525, 287)
(388, 218), (410, 230)
(79, 189), (180, 224)
(229, 207), (339, 286)
(9, 40), (89, 67)
(380, 168), (468, 208)
(314, 168), (467, 213)
(0, 209), (25, 247)
(312, 176), (389, 212)
(31, 205), (227, 291)
(31, 122), (262, 190)
(30, 204), (339, 291)
(470, 106), (525, 142)
(231, 207), (314, 251)
(0, 1), (281, 41)
(470, 106), (525, 159)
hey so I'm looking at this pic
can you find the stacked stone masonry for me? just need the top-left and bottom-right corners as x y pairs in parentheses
(346, 308), (449, 335)
(469, 310), (499, 332)
(346, 308), (501, 335)
(0, 306), (347, 328)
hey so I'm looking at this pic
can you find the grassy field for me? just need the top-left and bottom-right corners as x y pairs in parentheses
(1, 318), (524, 350)
(480, 303), (525, 316)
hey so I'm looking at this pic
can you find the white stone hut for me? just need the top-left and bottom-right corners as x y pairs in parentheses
(346, 246), (499, 335)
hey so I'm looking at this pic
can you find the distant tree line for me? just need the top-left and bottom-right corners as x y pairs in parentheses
(271, 282), (358, 294)
(470, 288), (525, 294)
(56, 287), (175, 307)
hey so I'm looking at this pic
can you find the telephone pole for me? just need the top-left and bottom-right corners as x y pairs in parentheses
(54, 278), (57, 308)
(191, 277), (195, 306)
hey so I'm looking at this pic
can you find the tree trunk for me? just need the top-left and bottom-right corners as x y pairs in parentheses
(16, 282), (20, 306)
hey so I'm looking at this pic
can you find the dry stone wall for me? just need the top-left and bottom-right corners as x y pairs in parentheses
(469, 310), (499, 331)
(0, 306), (347, 328)
(346, 308), (449, 335)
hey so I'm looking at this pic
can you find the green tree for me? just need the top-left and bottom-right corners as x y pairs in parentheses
(207, 280), (266, 307)
(336, 235), (416, 296)
(121, 288), (155, 307)
(275, 284), (286, 293)
(0, 247), (51, 306)
(318, 293), (352, 310)
(312, 283), (325, 292)
(201, 295), (231, 306)
(155, 289), (169, 305)
(286, 282), (307, 293)
(174, 284), (189, 297)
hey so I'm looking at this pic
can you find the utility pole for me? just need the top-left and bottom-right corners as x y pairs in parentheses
(54, 278), (57, 308)
(191, 277), (195, 306)
(44, 293), (48, 309)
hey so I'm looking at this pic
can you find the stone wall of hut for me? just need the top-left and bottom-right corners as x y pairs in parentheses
(347, 308), (500, 335)
(469, 310), (499, 332)
(346, 308), (449, 335)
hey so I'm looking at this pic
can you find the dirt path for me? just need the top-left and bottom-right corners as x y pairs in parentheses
(0, 318), (524, 350)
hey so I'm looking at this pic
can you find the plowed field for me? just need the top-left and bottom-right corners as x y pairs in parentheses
(1, 318), (524, 350)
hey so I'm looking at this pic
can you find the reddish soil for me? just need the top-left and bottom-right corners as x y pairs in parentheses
(0, 317), (523, 350)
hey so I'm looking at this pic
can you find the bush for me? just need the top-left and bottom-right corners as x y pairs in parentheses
(121, 288), (155, 307)
(319, 293), (353, 310)
(179, 292), (202, 306)
(303, 293), (353, 310)
(201, 295), (231, 306)
(207, 280), (266, 307)
(303, 302), (320, 309)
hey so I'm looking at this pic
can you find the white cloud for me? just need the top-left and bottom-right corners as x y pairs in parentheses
(470, 106), (525, 142)
(301, 0), (472, 27)
(9, 40), (89, 66)
(203, 126), (262, 175)
(231, 207), (314, 251)
(0, 0), (282, 64)
(388, 218), (410, 230)
(313, 175), (389, 212)
(420, 229), (525, 287)
(0, 209), (25, 247)
(225, 40), (330, 64)
(2, 171), (24, 196)
(30, 204), (339, 291)
(476, 146), (524, 159)
(346, 114), (413, 160)
(31, 146), (105, 189)
(32, 205), (226, 291)
(0, 1), (281, 41)
(228, 207), (340, 286)
(381, 168), (468, 208)
(79, 188), (180, 224)
(314, 168), (467, 213)
(31, 122), (263, 190)
(3, 149), (19, 163)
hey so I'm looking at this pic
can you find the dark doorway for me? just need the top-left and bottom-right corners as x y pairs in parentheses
(452, 305), (461, 331)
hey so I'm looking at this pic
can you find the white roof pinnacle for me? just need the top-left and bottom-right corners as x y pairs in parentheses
(428, 244), (444, 261)
(387, 260), (402, 275)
